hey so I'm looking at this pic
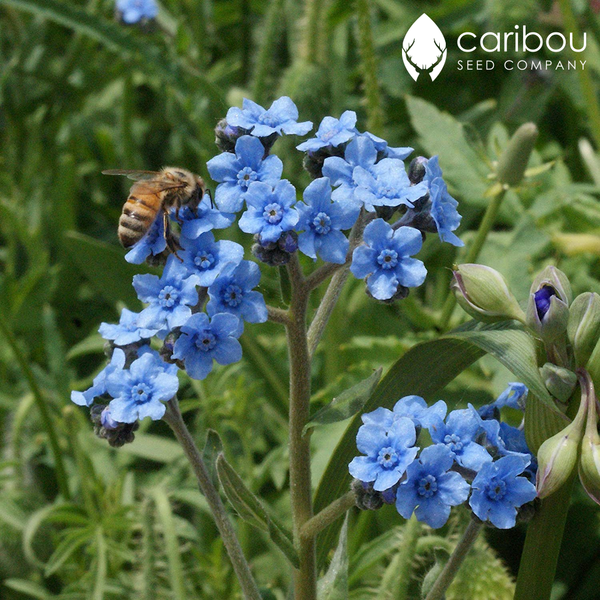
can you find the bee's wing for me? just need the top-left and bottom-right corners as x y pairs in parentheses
(102, 169), (162, 181)
(129, 180), (188, 195)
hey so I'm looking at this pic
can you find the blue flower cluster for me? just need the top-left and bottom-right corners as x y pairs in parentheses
(350, 386), (537, 529)
(73, 96), (465, 443)
(115, 0), (158, 24)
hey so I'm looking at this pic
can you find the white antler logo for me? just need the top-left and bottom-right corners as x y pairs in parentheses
(402, 14), (447, 82)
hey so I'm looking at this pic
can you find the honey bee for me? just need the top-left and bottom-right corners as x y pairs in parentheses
(102, 167), (207, 252)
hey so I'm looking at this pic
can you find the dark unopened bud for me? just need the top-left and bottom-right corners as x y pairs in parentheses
(352, 479), (384, 511)
(526, 267), (571, 343)
(568, 293), (600, 367)
(90, 403), (139, 448)
(408, 156), (428, 184)
(215, 119), (249, 153)
(451, 264), (525, 323)
(366, 283), (409, 304)
(302, 146), (346, 179)
(496, 122), (538, 187)
(252, 231), (298, 266)
(539, 363), (577, 403)
(375, 206), (397, 221)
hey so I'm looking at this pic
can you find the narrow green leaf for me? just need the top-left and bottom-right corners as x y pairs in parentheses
(116, 433), (183, 463)
(524, 393), (568, 454)
(349, 526), (403, 586)
(278, 266), (292, 306)
(202, 429), (224, 489)
(216, 454), (299, 567)
(304, 368), (382, 434)
(92, 529), (107, 600)
(4, 579), (51, 600)
(317, 515), (348, 600)
(44, 526), (93, 576)
(152, 488), (186, 600)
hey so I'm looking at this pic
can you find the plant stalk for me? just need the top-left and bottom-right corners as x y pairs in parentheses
(439, 189), (507, 329)
(300, 491), (355, 541)
(286, 254), (317, 600)
(163, 398), (262, 600)
(424, 518), (483, 600)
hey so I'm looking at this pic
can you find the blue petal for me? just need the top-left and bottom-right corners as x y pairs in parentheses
(206, 152), (240, 183)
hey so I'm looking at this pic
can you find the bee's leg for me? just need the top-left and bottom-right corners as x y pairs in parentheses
(206, 188), (215, 210)
(174, 199), (184, 225)
(164, 212), (183, 262)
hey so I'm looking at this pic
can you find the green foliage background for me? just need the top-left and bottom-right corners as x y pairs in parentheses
(1, 0), (600, 597)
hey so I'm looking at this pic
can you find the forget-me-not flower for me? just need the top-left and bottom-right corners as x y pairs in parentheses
(99, 308), (160, 346)
(296, 177), (359, 264)
(207, 136), (284, 213)
(239, 180), (299, 243)
(125, 212), (166, 264)
(116, 0), (158, 24)
(349, 416), (418, 492)
(106, 351), (179, 423)
(180, 232), (244, 287)
(469, 455), (537, 528)
(226, 97), (312, 138)
(429, 408), (492, 471)
(71, 349), (126, 407)
(207, 260), (268, 327)
(360, 131), (413, 160)
(134, 256), (200, 333)
(297, 111), (357, 152)
(172, 312), (242, 380)
(175, 198), (236, 241)
(351, 219), (427, 301)
(396, 444), (471, 528)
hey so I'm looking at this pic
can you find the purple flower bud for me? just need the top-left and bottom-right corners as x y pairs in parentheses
(534, 286), (557, 320)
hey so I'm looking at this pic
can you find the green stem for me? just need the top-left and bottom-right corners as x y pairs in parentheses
(163, 399), (262, 600)
(424, 519), (483, 600)
(356, 0), (383, 135)
(439, 189), (507, 329)
(558, 0), (600, 150)
(286, 254), (317, 600)
(515, 474), (575, 600)
(299, 0), (323, 64)
(394, 516), (422, 600)
(0, 313), (70, 500)
(300, 491), (355, 541)
(251, 0), (285, 104)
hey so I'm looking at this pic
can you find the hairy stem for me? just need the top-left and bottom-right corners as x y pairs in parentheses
(394, 516), (422, 600)
(424, 518), (483, 600)
(439, 189), (507, 329)
(300, 491), (355, 541)
(163, 399), (262, 600)
(286, 255), (317, 600)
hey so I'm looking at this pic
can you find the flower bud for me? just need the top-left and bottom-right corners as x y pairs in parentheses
(408, 156), (428, 185)
(526, 267), (572, 343)
(578, 371), (600, 504)
(536, 388), (586, 498)
(539, 363), (577, 403)
(215, 118), (249, 154)
(496, 122), (538, 187)
(451, 264), (526, 323)
(568, 293), (600, 367)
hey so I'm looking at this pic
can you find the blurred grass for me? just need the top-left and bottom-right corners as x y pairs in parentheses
(1, 0), (600, 598)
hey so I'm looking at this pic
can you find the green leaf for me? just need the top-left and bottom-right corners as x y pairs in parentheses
(202, 429), (224, 489)
(0, 0), (223, 106)
(63, 232), (150, 308)
(44, 526), (94, 576)
(4, 579), (52, 600)
(116, 433), (183, 463)
(317, 515), (348, 600)
(216, 454), (299, 567)
(406, 95), (490, 206)
(349, 526), (403, 586)
(304, 368), (382, 434)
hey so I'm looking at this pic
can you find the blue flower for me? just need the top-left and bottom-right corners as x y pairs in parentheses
(172, 312), (242, 380)
(116, 0), (158, 23)
(176, 197), (236, 241)
(495, 383), (528, 411)
(469, 455), (537, 528)
(391, 396), (448, 431)
(239, 180), (299, 243)
(207, 136), (284, 213)
(100, 406), (119, 430)
(360, 131), (413, 160)
(124, 212), (167, 264)
(106, 351), (179, 423)
(423, 157), (463, 247)
(99, 308), (159, 346)
(351, 220), (427, 300)
(71, 349), (126, 407)
(297, 111), (357, 152)
(180, 232), (244, 287)
(207, 260), (268, 327)
(396, 444), (471, 528)
(322, 135), (378, 192)
(353, 159), (428, 212)
(429, 408), (492, 471)
(133, 256), (201, 333)
(296, 177), (359, 264)
(349, 416), (418, 492)
(226, 97), (312, 138)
